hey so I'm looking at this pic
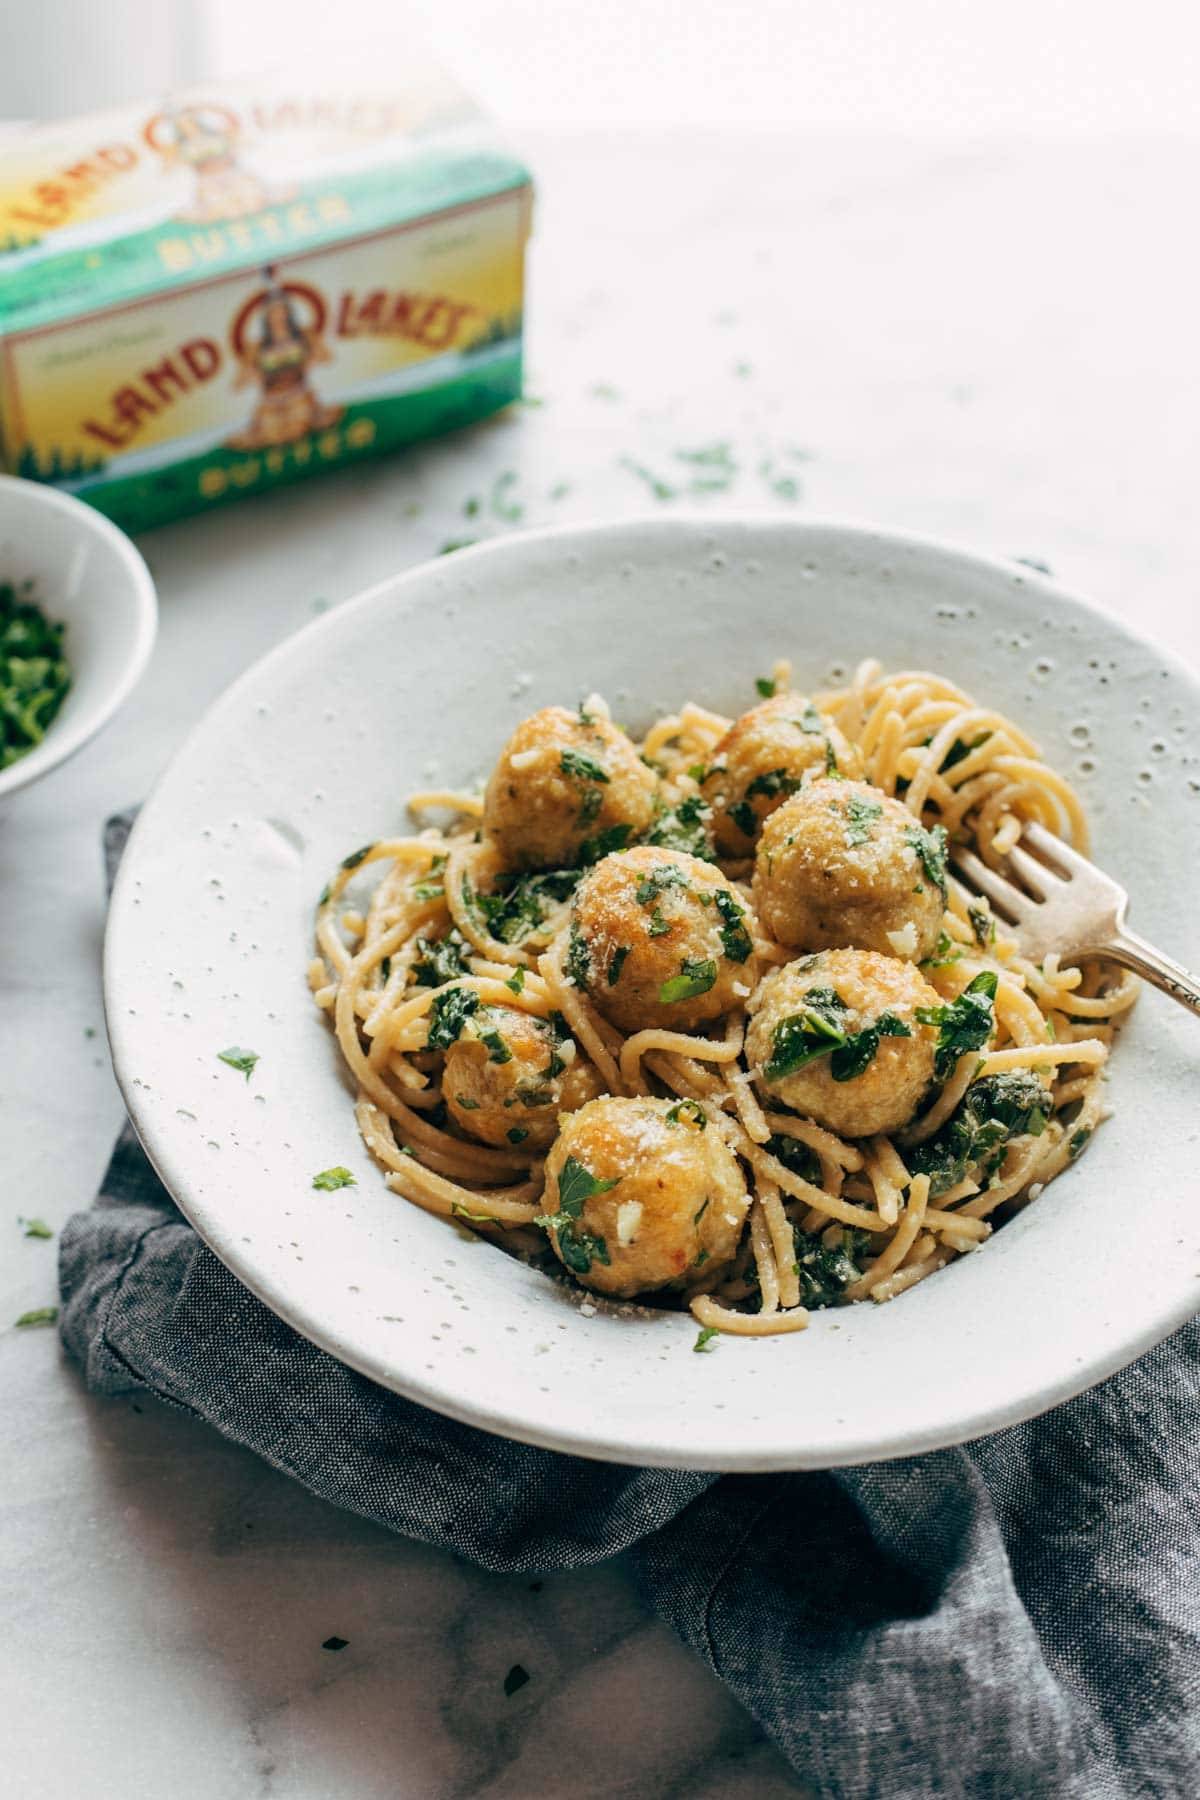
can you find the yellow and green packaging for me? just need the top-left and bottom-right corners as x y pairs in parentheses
(0, 61), (532, 530)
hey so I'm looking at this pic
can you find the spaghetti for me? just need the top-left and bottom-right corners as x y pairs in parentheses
(309, 661), (1130, 1339)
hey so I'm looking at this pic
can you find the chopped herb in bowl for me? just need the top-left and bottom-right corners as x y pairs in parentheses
(0, 579), (70, 769)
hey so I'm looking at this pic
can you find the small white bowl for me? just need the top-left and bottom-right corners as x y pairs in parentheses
(0, 475), (157, 800)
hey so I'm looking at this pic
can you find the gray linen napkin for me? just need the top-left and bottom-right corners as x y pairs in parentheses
(59, 814), (1200, 1799)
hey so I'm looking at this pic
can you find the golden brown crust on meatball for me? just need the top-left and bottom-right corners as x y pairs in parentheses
(482, 705), (658, 870)
(703, 693), (865, 856)
(745, 949), (940, 1138)
(443, 1005), (603, 1149)
(541, 1096), (750, 1297)
(752, 777), (946, 961)
(569, 845), (759, 1034)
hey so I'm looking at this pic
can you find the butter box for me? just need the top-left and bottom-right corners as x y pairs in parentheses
(0, 60), (532, 531)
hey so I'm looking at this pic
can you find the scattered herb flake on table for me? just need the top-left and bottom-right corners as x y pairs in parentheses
(15, 1307), (58, 1328)
(312, 1167), (356, 1191)
(0, 578), (71, 769)
(19, 1217), (52, 1239)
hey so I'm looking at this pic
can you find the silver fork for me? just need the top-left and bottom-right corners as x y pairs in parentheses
(950, 820), (1200, 1019)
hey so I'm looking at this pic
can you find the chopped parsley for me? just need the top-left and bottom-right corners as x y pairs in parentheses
(217, 1046), (259, 1081)
(426, 986), (480, 1050)
(666, 1099), (707, 1129)
(714, 888), (752, 962)
(340, 844), (373, 870)
(824, 740), (842, 777)
(560, 748), (610, 785)
(729, 798), (757, 839)
(608, 945), (630, 985)
(536, 1155), (617, 1273)
(915, 970), (998, 1079)
(477, 1017), (513, 1064)
(413, 931), (471, 987)
(1069, 1126), (1092, 1160)
(659, 958), (718, 1004)
(0, 579), (71, 769)
(19, 1217), (52, 1239)
(507, 1127), (530, 1145)
(647, 793), (715, 860)
(755, 676), (777, 698)
(456, 1095), (480, 1109)
(796, 701), (825, 734)
(648, 906), (669, 937)
(452, 1201), (496, 1223)
(635, 864), (690, 906)
(840, 794), (882, 848)
(15, 1307), (58, 1328)
(905, 823), (949, 896)
(505, 966), (526, 994)
(908, 1070), (1049, 1197)
(764, 990), (910, 1083)
(968, 904), (995, 949)
(693, 1325), (719, 1352)
(940, 732), (989, 773)
(746, 767), (800, 803)
(312, 1166), (356, 1191)
(793, 1228), (869, 1308)
(472, 868), (578, 944)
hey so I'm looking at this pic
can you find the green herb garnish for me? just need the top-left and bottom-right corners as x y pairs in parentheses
(340, 844), (373, 870)
(968, 904), (995, 948)
(507, 1127), (530, 1145)
(413, 931), (471, 987)
(714, 888), (752, 962)
(915, 970), (998, 1079)
(648, 906), (669, 937)
(635, 864), (690, 906)
(566, 920), (592, 987)
(666, 1099), (707, 1129)
(0, 579), (70, 769)
(561, 748), (610, 785)
(217, 1046), (259, 1080)
(426, 987), (480, 1050)
(793, 1228), (869, 1307)
(841, 794), (883, 848)
(608, 945), (630, 985)
(505, 966), (526, 994)
(921, 931), (965, 969)
(473, 868), (578, 944)
(647, 794), (715, 860)
(659, 958), (718, 1004)
(1069, 1126), (1092, 1160)
(905, 823), (949, 896)
(907, 1070), (1049, 1197)
(579, 823), (633, 863)
(765, 1134), (822, 1186)
(693, 1325), (719, 1353)
(755, 676), (776, 698)
(477, 1018), (513, 1064)
(764, 990), (910, 1082)
(312, 1167), (356, 1191)
(15, 1307), (58, 1328)
(536, 1155), (617, 1273)
(18, 1217), (52, 1239)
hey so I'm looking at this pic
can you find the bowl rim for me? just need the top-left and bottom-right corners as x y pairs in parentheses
(104, 512), (1200, 1469)
(0, 474), (158, 800)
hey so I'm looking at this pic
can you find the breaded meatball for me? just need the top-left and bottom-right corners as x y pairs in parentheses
(541, 1096), (750, 1297)
(745, 949), (940, 1138)
(753, 777), (946, 962)
(703, 692), (864, 856)
(568, 845), (759, 1034)
(443, 1005), (603, 1149)
(482, 703), (657, 870)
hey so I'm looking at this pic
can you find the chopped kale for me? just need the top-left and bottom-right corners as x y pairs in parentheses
(792, 1228), (869, 1308)
(506, 966), (526, 995)
(765, 1133), (822, 1187)
(764, 991), (909, 1083)
(473, 868), (578, 944)
(648, 906), (669, 937)
(635, 864), (690, 906)
(413, 930), (471, 987)
(714, 887), (752, 962)
(647, 793), (715, 860)
(1069, 1126), (1092, 1160)
(666, 1099), (707, 1129)
(755, 676), (777, 698)
(921, 931), (965, 969)
(829, 1012), (911, 1082)
(940, 732), (988, 773)
(907, 1069), (1050, 1197)
(507, 1127), (530, 1145)
(579, 823), (633, 863)
(536, 1155), (617, 1274)
(905, 822), (949, 896)
(566, 920), (592, 987)
(659, 957), (718, 1004)
(608, 945), (630, 985)
(340, 844), (373, 870)
(476, 1015), (513, 1064)
(745, 767), (799, 802)
(426, 986), (480, 1050)
(968, 904), (995, 948)
(916, 970), (998, 1079)
(729, 798), (757, 838)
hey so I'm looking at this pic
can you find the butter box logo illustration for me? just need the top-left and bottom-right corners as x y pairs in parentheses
(0, 60), (532, 530)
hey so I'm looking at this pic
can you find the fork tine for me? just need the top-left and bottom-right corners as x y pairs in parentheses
(1021, 820), (1093, 878)
(949, 846), (1029, 921)
(1005, 842), (1061, 900)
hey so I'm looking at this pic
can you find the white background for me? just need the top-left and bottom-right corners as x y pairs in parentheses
(5, 0), (1200, 133)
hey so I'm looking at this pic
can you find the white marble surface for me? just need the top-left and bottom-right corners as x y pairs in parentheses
(4, 129), (1200, 1798)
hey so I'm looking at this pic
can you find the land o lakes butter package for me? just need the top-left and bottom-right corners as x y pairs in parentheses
(0, 60), (532, 530)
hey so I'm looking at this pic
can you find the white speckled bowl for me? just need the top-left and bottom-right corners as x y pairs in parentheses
(0, 476), (157, 800)
(105, 518), (1200, 1469)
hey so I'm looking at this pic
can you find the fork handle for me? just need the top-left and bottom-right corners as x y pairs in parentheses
(1106, 927), (1200, 1019)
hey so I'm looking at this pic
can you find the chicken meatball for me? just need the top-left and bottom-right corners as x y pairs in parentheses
(442, 1005), (604, 1149)
(703, 692), (864, 856)
(744, 949), (940, 1138)
(568, 845), (759, 1034)
(482, 704), (657, 870)
(753, 777), (946, 962)
(541, 1096), (750, 1297)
